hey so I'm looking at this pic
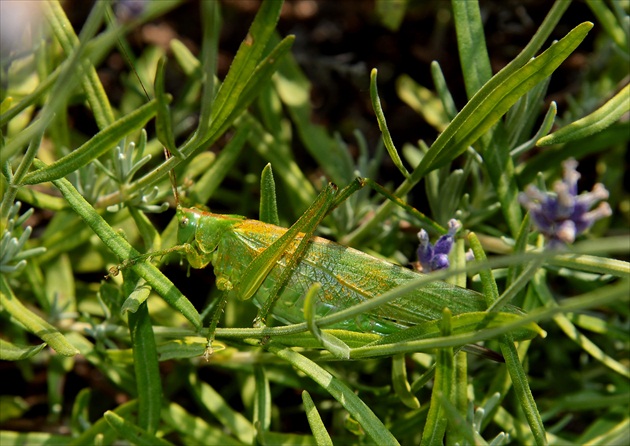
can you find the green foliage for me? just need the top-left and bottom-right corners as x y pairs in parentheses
(1, 0), (628, 445)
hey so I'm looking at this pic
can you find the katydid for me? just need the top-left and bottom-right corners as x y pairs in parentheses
(173, 176), (527, 352)
(107, 11), (529, 354)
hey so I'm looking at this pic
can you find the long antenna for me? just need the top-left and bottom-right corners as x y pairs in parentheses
(107, 4), (180, 207)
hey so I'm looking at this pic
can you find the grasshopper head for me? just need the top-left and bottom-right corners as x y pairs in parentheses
(177, 207), (244, 269)
(177, 207), (218, 269)
(177, 207), (200, 246)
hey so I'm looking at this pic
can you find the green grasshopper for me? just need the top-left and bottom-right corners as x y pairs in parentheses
(167, 172), (532, 357)
(106, 7), (532, 357)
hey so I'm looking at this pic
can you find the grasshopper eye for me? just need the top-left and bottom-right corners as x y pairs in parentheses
(177, 210), (199, 245)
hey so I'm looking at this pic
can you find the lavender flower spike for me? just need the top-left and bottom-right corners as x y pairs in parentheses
(519, 158), (612, 248)
(417, 219), (461, 272)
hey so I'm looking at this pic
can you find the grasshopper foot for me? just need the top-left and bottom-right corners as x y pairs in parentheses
(253, 315), (267, 329)
(203, 339), (214, 361)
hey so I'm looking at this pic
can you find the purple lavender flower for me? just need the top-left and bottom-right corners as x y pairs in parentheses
(417, 219), (461, 272)
(115, 0), (146, 22)
(519, 158), (612, 248)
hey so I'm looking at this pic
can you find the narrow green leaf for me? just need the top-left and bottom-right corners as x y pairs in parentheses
(146, 34), (309, 212)
(448, 351), (470, 446)
(427, 22), (594, 171)
(104, 410), (173, 446)
(392, 354), (420, 409)
(0, 276), (79, 356)
(500, 337), (547, 446)
(468, 221), (512, 306)
(38, 211), (96, 265)
(505, 76), (551, 149)
(15, 186), (68, 211)
(436, 169), (466, 226)
(193, 0), (282, 152)
(256, 80), (284, 137)
(397, 74), (450, 131)
(254, 366), (271, 433)
(302, 391), (333, 446)
(0, 431), (69, 445)
(161, 403), (242, 445)
(450, 239), (467, 288)
(121, 278), (151, 315)
(2, 0), (109, 168)
(494, 406), (565, 445)
(507, 213), (531, 286)
(189, 372), (256, 444)
(170, 39), (203, 77)
(62, 333), (135, 394)
(452, 0), (492, 97)
(256, 431), (319, 445)
(129, 207), (162, 252)
(568, 313), (629, 340)
(157, 337), (208, 360)
(194, 0), (220, 140)
(47, 355), (73, 423)
(537, 84), (630, 146)
(487, 259), (544, 313)
(128, 301), (162, 434)
(222, 35), (296, 139)
(0, 67), (57, 128)
(270, 329), (379, 350)
(551, 244), (630, 277)
(375, 0), (408, 31)
(1, 117), (51, 175)
(469, 232), (547, 444)
(305, 282), (350, 359)
(482, 124), (523, 237)
(511, 102), (557, 157)
(70, 388), (91, 436)
(371, 69), (410, 178)
(421, 309), (453, 446)
(0, 338), (46, 361)
(45, 253), (76, 313)
(0, 97), (13, 114)
(374, 311), (542, 348)
(21, 100), (157, 185)
(70, 400), (138, 446)
(458, 233), (547, 444)
(577, 417), (630, 446)
(268, 342), (400, 446)
(439, 392), (487, 446)
(430, 61), (458, 120)
(44, 0), (115, 129)
(214, 0), (282, 104)
(259, 163), (279, 225)
(154, 57), (177, 155)
(585, 0), (628, 51)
